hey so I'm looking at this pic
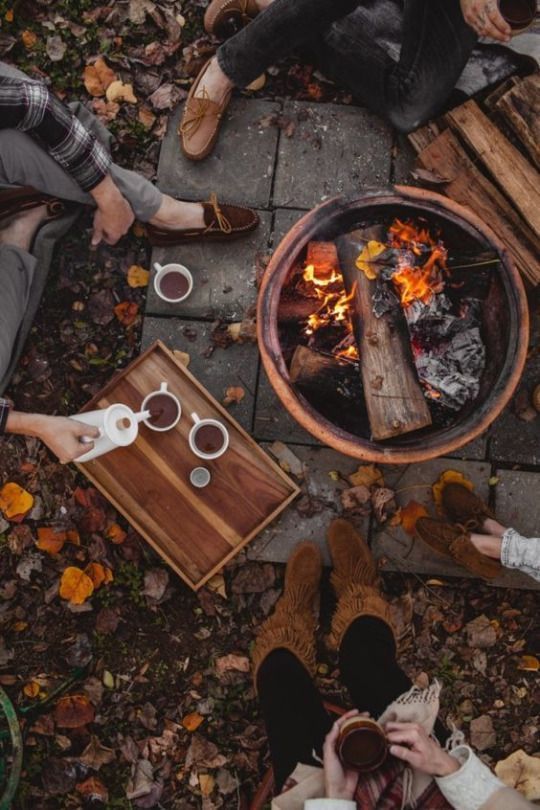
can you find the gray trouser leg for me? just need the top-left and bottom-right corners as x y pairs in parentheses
(0, 109), (162, 221)
(0, 245), (35, 380)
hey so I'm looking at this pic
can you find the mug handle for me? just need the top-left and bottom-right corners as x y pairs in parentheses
(153, 262), (163, 273)
(191, 412), (200, 424)
(80, 426), (103, 444)
(160, 381), (168, 392)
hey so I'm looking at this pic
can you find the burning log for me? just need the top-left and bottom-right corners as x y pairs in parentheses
(306, 241), (339, 279)
(336, 229), (432, 440)
(278, 295), (320, 324)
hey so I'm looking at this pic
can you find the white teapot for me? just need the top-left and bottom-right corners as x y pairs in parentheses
(72, 403), (150, 463)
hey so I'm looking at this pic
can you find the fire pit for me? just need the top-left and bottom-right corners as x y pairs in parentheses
(257, 187), (529, 463)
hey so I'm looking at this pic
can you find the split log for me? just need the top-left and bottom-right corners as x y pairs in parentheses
(336, 230), (432, 440)
(445, 99), (540, 236)
(278, 295), (319, 323)
(416, 128), (540, 286)
(290, 345), (353, 385)
(407, 121), (441, 154)
(306, 241), (339, 278)
(495, 74), (540, 170)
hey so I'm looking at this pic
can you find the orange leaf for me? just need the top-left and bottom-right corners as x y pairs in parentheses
(517, 655), (539, 672)
(0, 482), (34, 519)
(21, 29), (37, 48)
(85, 562), (113, 589)
(106, 523), (126, 544)
(401, 500), (429, 535)
(76, 776), (108, 802)
(23, 681), (40, 699)
(59, 566), (94, 605)
(182, 712), (204, 732)
(348, 464), (384, 489)
(114, 301), (139, 326)
(67, 529), (80, 545)
(36, 527), (67, 554)
(432, 469), (474, 511)
(83, 56), (116, 97)
(127, 265), (149, 288)
(54, 694), (95, 728)
(5, 10), (14, 22)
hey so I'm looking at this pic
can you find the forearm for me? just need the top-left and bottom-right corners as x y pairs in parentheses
(5, 409), (47, 439)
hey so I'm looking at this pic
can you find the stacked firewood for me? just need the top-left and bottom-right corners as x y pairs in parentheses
(408, 73), (540, 287)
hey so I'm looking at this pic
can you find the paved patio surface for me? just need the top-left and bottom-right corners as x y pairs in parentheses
(142, 95), (540, 590)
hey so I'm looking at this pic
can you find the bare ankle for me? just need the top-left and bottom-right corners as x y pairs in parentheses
(470, 533), (502, 560)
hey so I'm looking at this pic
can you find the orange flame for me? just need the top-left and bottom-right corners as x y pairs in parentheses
(389, 220), (447, 307)
(300, 261), (358, 360)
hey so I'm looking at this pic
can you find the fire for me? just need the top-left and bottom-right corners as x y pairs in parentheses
(389, 219), (447, 307)
(300, 261), (358, 360)
(303, 263), (341, 286)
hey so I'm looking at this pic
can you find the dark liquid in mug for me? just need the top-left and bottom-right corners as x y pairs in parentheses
(147, 393), (179, 428)
(340, 728), (386, 770)
(195, 424), (225, 454)
(499, 0), (535, 27)
(159, 271), (189, 300)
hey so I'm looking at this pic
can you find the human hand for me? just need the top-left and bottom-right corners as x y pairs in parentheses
(35, 415), (100, 463)
(385, 722), (460, 777)
(90, 175), (135, 246)
(460, 0), (512, 41)
(323, 710), (363, 800)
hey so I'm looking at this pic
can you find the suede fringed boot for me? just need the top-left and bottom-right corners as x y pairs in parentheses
(327, 518), (395, 650)
(251, 541), (322, 688)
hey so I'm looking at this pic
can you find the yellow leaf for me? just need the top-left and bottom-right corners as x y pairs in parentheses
(127, 264), (149, 288)
(13, 621), (28, 632)
(0, 482), (34, 519)
(495, 749), (540, 800)
(246, 73), (266, 91)
(401, 500), (429, 535)
(348, 464), (384, 489)
(23, 680), (40, 698)
(105, 80), (137, 104)
(5, 9), (14, 22)
(36, 527), (67, 554)
(59, 566), (94, 605)
(21, 29), (38, 49)
(106, 523), (126, 544)
(85, 562), (113, 588)
(355, 241), (387, 280)
(199, 773), (214, 797)
(173, 350), (190, 367)
(517, 655), (539, 672)
(182, 712), (204, 732)
(206, 574), (227, 599)
(83, 56), (117, 97)
(432, 469), (474, 511)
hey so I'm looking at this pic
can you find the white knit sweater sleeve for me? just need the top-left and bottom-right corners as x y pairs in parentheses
(304, 801), (356, 809)
(435, 745), (505, 810)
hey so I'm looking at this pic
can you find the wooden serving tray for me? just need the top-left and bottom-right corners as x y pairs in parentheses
(76, 341), (299, 590)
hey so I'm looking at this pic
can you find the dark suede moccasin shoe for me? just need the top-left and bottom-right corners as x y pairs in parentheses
(441, 483), (495, 530)
(416, 517), (502, 580)
(145, 193), (259, 246)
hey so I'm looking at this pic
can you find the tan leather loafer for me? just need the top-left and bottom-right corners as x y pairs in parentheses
(178, 60), (232, 161)
(204, 0), (260, 38)
(145, 193), (259, 245)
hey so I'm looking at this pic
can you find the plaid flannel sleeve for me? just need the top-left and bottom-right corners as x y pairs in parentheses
(0, 76), (111, 191)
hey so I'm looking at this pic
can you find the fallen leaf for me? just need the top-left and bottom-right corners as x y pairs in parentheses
(215, 654), (250, 676)
(199, 773), (214, 797)
(84, 562), (113, 589)
(206, 573), (227, 599)
(356, 240), (387, 279)
(401, 500), (429, 535)
(83, 57), (117, 97)
(341, 485), (371, 514)
(466, 614), (497, 648)
(106, 523), (126, 544)
(349, 464), (384, 488)
(80, 736), (115, 769)
(23, 680), (40, 698)
(182, 712), (204, 732)
(185, 735), (227, 769)
(371, 487), (396, 523)
(517, 655), (539, 672)
(495, 749), (540, 800)
(59, 566), (94, 605)
(21, 29), (37, 49)
(246, 73), (266, 91)
(36, 527), (67, 554)
(102, 670), (114, 689)
(92, 98), (120, 122)
(54, 694), (95, 728)
(127, 264), (150, 288)
(0, 482), (33, 519)
(46, 34), (66, 61)
(114, 301), (139, 326)
(470, 715), (496, 751)
(106, 79), (137, 104)
(172, 350), (190, 367)
(432, 469), (474, 511)
(222, 386), (245, 406)
(76, 776), (108, 803)
(269, 441), (304, 477)
(138, 106), (156, 129)
(142, 568), (169, 602)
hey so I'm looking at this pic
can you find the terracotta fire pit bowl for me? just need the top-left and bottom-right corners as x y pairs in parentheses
(257, 186), (529, 463)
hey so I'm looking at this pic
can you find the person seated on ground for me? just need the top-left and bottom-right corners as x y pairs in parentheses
(0, 60), (259, 463)
(253, 520), (534, 809)
(179, 0), (520, 160)
(416, 483), (540, 584)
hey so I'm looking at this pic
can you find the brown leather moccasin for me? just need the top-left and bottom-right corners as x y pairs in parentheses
(0, 186), (65, 224)
(178, 60), (232, 161)
(204, 0), (260, 38)
(416, 517), (502, 580)
(145, 193), (259, 246)
(441, 483), (495, 530)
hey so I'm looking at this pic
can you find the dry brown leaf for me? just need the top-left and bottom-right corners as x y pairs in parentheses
(340, 485), (371, 513)
(470, 715), (496, 751)
(0, 482), (34, 519)
(401, 500), (429, 535)
(106, 79), (137, 104)
(83, 56), (117, 97)
(76, 776), (109, 803)
(348, 464), (384, 488)
(432, 469), (474, 511)
(495, 749), (540, 800)
(199, 773), (215, 797)
(80, 735), (116, 769)
(59, 566), (94, 605)
(206, 574), (226, 599)
(54, 694), (95, 728)
(127, 264), (149, 288)
(222, 386), (245, 406)
(114, 301), (139, 326)
(138, 106), (156, 129)
(517, 655), (539, 671)
(215, 654), (250, 676)
(182, 712), (204, 732)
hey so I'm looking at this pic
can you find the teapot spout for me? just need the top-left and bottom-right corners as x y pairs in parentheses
(134, 409), (151, 423)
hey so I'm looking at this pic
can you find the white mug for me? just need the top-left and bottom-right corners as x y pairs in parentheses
(141, 381), (182, 432)
(153, 262), (193, 303)
(188, 412), (229, 460)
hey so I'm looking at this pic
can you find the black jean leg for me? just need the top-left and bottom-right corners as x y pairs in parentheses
(256, 649), (332, 793)
(218, 0), (361, 87)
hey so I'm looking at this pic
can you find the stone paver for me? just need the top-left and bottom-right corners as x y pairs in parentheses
(273, 101), (393, 209)
(444, 433), (488, 462)
(253, 366), (323, 446)
(157, 99), (281, 207)
(146, 211), (272, 321)
(392, 134), (416, 185)
(494, 469), (540, 538)
(141, 317), (259, 433)
(249, 444), (369, 565)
